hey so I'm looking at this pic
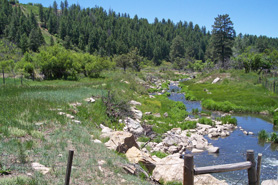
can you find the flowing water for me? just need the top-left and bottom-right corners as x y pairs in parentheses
(168, 83), (278, 184)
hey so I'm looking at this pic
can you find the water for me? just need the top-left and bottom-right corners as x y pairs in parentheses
(168, 82), (278, 184)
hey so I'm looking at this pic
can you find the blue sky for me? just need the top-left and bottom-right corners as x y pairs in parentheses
(20, 0), (278, 38)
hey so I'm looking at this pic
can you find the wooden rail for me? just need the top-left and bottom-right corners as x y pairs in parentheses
(194, 161), (252, 175)
(183, 150), (262, 185)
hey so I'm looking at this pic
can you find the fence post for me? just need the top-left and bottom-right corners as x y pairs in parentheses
(183, 154), (194, 185)
(247, 150), (256, 185)
(256, 153), (262, 185)
(65, 150), (74, 185)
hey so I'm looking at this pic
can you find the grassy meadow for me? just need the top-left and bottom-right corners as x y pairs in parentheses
(0, 71), (154, 184)
(180, 70), (278, 114)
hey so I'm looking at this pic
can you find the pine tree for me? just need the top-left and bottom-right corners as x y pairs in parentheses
(29, 28), (40, 52)
(170, 35), (185, 62)
(211, 14), (235, 67)
(20, 33), (28, 54)
(50, 36), (54, 46)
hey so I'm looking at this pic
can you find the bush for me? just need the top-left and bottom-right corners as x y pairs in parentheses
(192, 108), (199, 114)
(258, 130), (268, 141)
(151, 151), (167, 159)
(198, 117), (214, 126)
(217, 115), (237, 125)
(270, 132), (278, 143)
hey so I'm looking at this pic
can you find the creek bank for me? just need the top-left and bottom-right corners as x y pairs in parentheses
(97, 96), (237, 184)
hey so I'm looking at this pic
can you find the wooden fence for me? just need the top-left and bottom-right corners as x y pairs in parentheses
(183, 150), (262, 185)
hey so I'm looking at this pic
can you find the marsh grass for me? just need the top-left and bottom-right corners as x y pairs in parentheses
(0, 72), (154, 184)
(180, 70), (278, 113)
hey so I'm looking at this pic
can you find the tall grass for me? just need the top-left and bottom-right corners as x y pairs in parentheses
(180, 70), (278, 113)
(0, 72), (154, 184)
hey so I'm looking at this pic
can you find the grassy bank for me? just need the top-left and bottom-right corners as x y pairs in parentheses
(0, 71), (154, 184)
(180, 70), (278, 114)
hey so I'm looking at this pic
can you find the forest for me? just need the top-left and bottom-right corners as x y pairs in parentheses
(0, 0), (278, 80)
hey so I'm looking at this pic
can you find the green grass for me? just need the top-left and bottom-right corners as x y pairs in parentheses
(138, 94), (190, 134)
(0, 71), (155, 184)
(180, 70), (278, 113)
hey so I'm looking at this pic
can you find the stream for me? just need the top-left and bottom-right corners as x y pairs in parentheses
(168, 83), (278, 184)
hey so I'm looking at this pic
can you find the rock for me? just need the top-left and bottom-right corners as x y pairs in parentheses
(152, 143), (165, 152)
(35, 122), (44, 126)
(248, 132), (254, 135)
(197, 123), (212, 130)
(153, 113), (161, 118)
(149, 95), (155, 98)
(262, 180), (278, 185)
(163, 112), (168, 118)
(207, 146), (219, 153)
(212, 77), (220, 84)
(195, 174), (228, 185)
(152, 153), (183, 182)
(84, 97), (96, 103)
(123, 117), (144, 136)
(58, 112), (66, 115)
(260, 110), (269, 115)
(243, 131), (248, 135)
(152, 153), (226, 184)
(122, 163), (150, 179)
(130, 107), (143, 120)
(72, 120), (81, 124)
(129, 100), (142, 106)
(100, 124), (113, 133)
(105, 131), (139, 153)
(168, 146), (180, 154)
(191, 148), (204, 153)
(66, 114), (74, 119)
(69, 102), (82, 107)
(145, 112), (152, 115)
(58, 154), (63, 157)
(94, 139), (102, 143)
(204, 88), (208, 92)
(31, 162), (50, 175)
(220, 132), (227, 137)
(100, 124), (114, 138)
(126, 146), (156, 173)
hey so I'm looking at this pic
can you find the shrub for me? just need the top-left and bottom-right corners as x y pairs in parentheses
(258, 130), (268, 141)
(217, 115), (237, 125)
(270, 132), (278, 143)
(138, 136), (150, 142)
(179, 121), (197, 130)
(151, 151), (168, 159)
(192, 108), (199, 114)
(161, 81), (170, 89)
(165, 92), (171, 97)
(198, 117), (214, 126)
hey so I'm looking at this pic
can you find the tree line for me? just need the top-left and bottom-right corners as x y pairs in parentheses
(0, 0), (278, 78)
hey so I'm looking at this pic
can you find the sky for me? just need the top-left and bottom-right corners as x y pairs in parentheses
(20, 0), (278, 38)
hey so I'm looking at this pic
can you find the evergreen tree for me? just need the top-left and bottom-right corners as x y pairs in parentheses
(170, 35), (185, 62)
(20, 33), (28, 54)
(38, 4), (44, 23)
(29, 28), (40, 52)
(50, 36), (54, 46)
(211, 14), (235, 67)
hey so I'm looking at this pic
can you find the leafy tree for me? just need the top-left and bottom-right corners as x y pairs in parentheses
(211, 14), (235, 67)
(114, 54), (130, 72)
(128, 48), (142, 72)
